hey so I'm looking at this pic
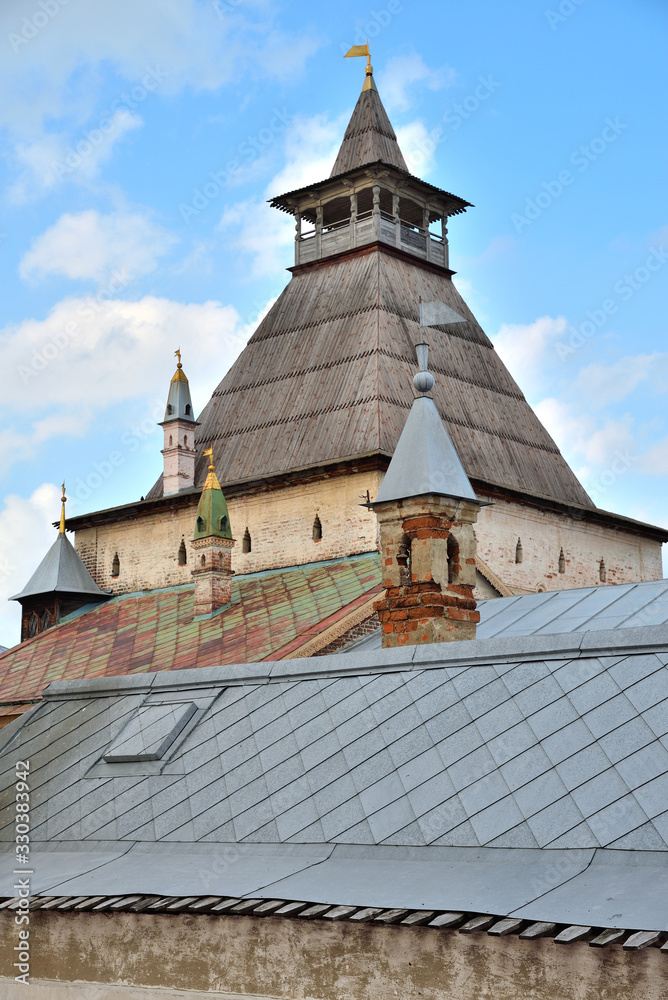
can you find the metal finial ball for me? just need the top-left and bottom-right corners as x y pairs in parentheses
(413, 370), (435, 393)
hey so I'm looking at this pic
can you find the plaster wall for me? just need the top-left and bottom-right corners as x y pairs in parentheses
(74, 471), (383, 595)
(475, 493), (663, 593)
(0, 911), (665, 1000)
(74, 474), (663, 598)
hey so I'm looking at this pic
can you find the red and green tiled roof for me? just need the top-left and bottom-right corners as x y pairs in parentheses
(0, 554), (382, 712)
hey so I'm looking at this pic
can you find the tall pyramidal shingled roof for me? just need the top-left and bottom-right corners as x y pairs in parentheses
(330, 78), (408, 175)
(146, 74), (594, 510)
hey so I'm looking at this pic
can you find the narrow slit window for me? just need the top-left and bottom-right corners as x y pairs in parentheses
(242, 528), (251, 554)
(111, 553), (120, 577)
(515, 538), (523, 564)
(312, 514), (322, 541)
(178, 539), (187, 566)
(397, 533), (411, 585)
(447, 535), (459, 584)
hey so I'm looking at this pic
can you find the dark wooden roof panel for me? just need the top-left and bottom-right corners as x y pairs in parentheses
(147, 247), (592, 508)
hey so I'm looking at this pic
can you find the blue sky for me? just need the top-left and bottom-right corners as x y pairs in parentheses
(0, 0), (666, 645)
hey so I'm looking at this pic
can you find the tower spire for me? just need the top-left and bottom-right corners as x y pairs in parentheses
(344, 42), (376, 93)
(160, 349), (199, 495)
(59, 483), (67, 534)
(332, 45), (406, 175)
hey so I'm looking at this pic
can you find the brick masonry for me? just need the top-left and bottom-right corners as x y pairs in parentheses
(373, 495), (481, 647)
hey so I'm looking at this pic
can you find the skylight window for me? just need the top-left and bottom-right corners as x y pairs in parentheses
(103, 702), (197, 763)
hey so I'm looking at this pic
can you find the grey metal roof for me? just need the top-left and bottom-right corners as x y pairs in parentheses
(373, 394), (479, 505)
(9, 531), (109, 601)
(347, 578), (668, 653)
(162, 370), (197, 424)
(2, 616), (668, 931)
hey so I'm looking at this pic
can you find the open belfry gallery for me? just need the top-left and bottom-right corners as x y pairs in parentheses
(1, 48), (668, 1000)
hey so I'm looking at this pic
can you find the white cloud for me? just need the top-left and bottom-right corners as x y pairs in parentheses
(0, 2), (319, 200)
(220, 112), (346, 277)
(219, 199), (294, 278)
(574, 353), (668, 408)
(377, 54), (456, 113)
(492, 316), (568, 398)
(535, 397), (636, 468)
(0, 0), (318, 131)
(0, 1), (318, 135)
(396, 121), (438, 176)
(0, 294), (258, 474)
(638, 436), (668, 476)
(0, 483), (61, 649)
(20, 209), (177, 284)
(269, 112), (344, 195)
(8, 111), (143, 203)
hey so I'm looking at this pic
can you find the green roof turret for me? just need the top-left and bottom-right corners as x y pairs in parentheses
(193, 448), (232, 540)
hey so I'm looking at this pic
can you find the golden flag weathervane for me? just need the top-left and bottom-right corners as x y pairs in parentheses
(174, 347), (182, 367)
(344, 42), (376, 92)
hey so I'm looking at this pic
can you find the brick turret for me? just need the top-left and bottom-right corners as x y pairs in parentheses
(371, 343), (486, 647)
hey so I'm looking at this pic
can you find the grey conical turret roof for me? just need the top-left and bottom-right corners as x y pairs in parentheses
(10, 532), (109, 602)
(162, 359), (197, 424)
(374, 353), (480, 506)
